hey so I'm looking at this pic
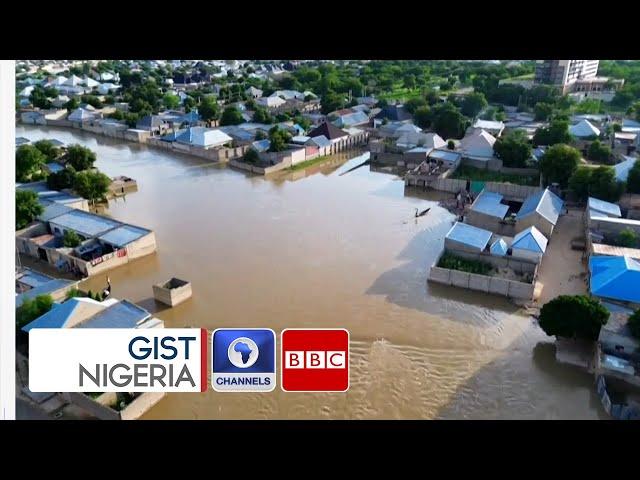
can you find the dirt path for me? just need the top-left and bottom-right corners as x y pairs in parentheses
(536, 208), (588, 305)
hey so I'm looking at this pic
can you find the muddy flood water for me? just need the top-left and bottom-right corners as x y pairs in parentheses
(17, 125), (605, 419)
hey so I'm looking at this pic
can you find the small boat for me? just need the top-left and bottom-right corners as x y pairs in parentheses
(415, 207), (431, 218)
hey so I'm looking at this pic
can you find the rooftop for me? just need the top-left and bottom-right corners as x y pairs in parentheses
(75, 299), (151, 328)
(517, 188), (563, 225)
(15, 278), (78, 309)
(588, 197), (622, 218)
(470, 190), (509, 219)
(590, 255), (640, 304)
(445, 221), (493, 251)
(512, 226), (548, 253)
(97, 224), (151, 248)
(49, 209), (121, 238)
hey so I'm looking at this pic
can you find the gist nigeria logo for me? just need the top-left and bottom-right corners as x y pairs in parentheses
(212, 328), (276, 392)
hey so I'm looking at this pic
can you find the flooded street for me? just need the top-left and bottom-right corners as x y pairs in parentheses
(17, 125), (604, 419)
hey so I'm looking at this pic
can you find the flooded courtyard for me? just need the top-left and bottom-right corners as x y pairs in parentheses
(16, 125), (605, 419)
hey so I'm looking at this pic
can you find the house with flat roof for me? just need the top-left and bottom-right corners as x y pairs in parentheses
(15, 268), (79, 309)
(465, 190), (511, 231)
(22, 297), (162, 332)
(588, 196), (622, 219)
(444, 221), (493, 253)
(16, 206), (156, 278)
(515, 188), (564, 238)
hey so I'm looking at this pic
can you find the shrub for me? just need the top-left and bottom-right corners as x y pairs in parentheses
(617, 228), (638, 248)
(538, 295), (609, 340)
(63, 230), (81, 248)
(437, 253), (492, 275)
(16, 294), (54, 328)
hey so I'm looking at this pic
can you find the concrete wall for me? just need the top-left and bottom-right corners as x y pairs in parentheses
(448, 249), (538, 274)
(589, 216), (640, 237)
(465, 210), (517, 237)
(511, 248), (543, 263)
(428, 266), (535, 300)
(516, 213), (554, 238)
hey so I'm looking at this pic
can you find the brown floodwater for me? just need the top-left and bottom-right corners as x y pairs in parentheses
(17, 125), (606, 419)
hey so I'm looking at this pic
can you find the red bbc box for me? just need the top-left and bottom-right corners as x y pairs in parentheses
(281, 328), (349, 392)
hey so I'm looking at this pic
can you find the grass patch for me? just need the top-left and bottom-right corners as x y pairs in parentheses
(287, 155), (331, 172)
(437, 253), (493, 275)
(450, 165), (540, 186)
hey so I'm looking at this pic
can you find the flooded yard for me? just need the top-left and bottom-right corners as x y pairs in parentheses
(16, 124), (604, 419)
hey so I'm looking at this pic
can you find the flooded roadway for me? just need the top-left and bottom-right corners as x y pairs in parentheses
(17, 125), (605, 419)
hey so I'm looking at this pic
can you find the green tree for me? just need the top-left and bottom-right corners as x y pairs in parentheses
(587, 140), (611, 164)
(16, 190), (43, 230)
(460, 92), (487, 118)
(431, 103), (468, 139)
(405, 97), (427, 114)
(413, 106), (431, 129)
(320, 91), (346, 115)
(629, 310), (640, 340)
(617, 228), (638, 248)
(539, 144), (580, 187)
(588, 166), (624, 202)
(162, 93), (180, 109)
(253, 107), (273, 124)
(626, 160), (640, 194)
(16, 144), (46, 182)
(46, 166), (76, 191)
(254, 130), (267, 141)
(568, 167), (592, 201)
(198, 96), (220, 124)
(80, 95), (103, 109)
(447, 140), (455, 150)
(28, 86), (52, 109)
(16, 294), (54, 329)
(66, 144), (97, 171)
(63, 230), (81, 248)
(64, 97), (79, 111)
(220, 106), (244, 126)
(73, 170), (111, 204)
(268, 126), (291, 152)
(533, 120), (572, 146)
(534, 102), (554, 121)
(243, 149), (260, 165)
(493, 130), (532, 168)
(538, 295), (609, 341)
(34, 140), (60, 162)
(612, 122), (622, 132)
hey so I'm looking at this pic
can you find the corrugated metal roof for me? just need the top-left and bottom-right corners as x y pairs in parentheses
(569, 119), (600, 138)
(588, 197), (621, 218)
(590, 255), (640, 303)
(49, 210), (121, 238)
(429, 149), (461, 163)
(490, 238), (508, 256)
(17, 269), (53, 288)
(512, 226), (548, 253)
(22, 300), (81, 331)
(38, 202), (74, 222)
(445, 222), (492, 251)
(614, 156), (638, 183)
(15, 278), (77, 308)
(471, 190), (509, 219)
(45, 162), (64, 173)
(75, 300), (150, 328)
(592, 243), (640, 260)
(98, 225), (150, 248)
(310, 135), (331, 149)
(517, 188), (563, 225)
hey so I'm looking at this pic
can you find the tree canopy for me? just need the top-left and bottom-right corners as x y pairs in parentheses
(220, 106), (244, 126)
(16, 190), (43, 230)
(33, 140), (60, 162)
(66, 144), (97, 171)
(533, 120), (572, 146)
(539, 144), (580, 187)
(73, 170), (111, 204)
(268, 126), (292, 152)
(587, 140), (612, 164)
(493, 130), (532, 168)
(538, 295), (609, 341)
(626, 160), (640, 194)
(629, 309), (640, 340)
(198, 95), (220, 123)
(460, 92), (488, 118)
(16, 144), (46, 182)
(16, 294), (53, 329)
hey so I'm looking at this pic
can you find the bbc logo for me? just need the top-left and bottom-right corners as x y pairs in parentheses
(284, 351), (346, 369)
(281, 329), (349, 392)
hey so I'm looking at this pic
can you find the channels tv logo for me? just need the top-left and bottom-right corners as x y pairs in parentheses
(281, 328), (349, 392)
(212, 328), (276, 392)
(29, 329), (208, 392)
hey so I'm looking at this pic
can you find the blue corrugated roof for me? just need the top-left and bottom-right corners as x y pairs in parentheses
(49, 210), (121, 238)
(428, 149), (461, 163)
(21, 299), (80, 331)
(588, 197), (622, 218)
(517, 188), (563, 225)
(311, 135), (331, 149)
(15, 278), (76, 308)
(490, 238), (508, 256)
(98, 225), (150, 248)
(251, 139), (271, 152)
(471, 191), (509, 219)
(46, 162), (64, 173)
(18, 269), (53, 288)
(75, 300), (150, 328)
(590, 256), (640, 303)
(512, 226), (548, 253)
(38, 201), (74, 222)
(445, 222), (492, 251)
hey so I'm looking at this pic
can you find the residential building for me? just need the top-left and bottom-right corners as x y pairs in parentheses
(471, 119), (505, 137)
(589, 256), (640, 309)
(175, 127), (233, 149)
(569, 119), (600, 138)
(511, 226), (548, 263)
(515, 188), (564, 238)
(15, 268), (79, 309)
(307, 122), (349, 144)
(460, 129), (496, 162)
(444, 221), (493, 253)
(614, 156), (638, 183)
(588, 197), (622, 219)
(466, 190), (510, 230)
